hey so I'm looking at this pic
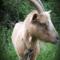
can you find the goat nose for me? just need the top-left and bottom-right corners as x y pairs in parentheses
(56, 36), (60, 40)
(56, 36), (59, 40)
(55, 36), (60, 44)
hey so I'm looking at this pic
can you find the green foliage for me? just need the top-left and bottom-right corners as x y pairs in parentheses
(37, 42), (57, 60)
(0, 26), (18, 60)
(19, 0), (34, 20)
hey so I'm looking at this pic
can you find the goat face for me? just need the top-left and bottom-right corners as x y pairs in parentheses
(28, 11), (59, 44)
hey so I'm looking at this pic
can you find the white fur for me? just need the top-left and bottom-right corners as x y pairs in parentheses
(11, 10), (58, 60)
(42, 11), (57, 33)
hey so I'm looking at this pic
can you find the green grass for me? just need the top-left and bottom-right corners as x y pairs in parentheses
(37, 42), (56, 60)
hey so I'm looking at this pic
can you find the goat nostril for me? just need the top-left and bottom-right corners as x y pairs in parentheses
(56, 36), (60, 40)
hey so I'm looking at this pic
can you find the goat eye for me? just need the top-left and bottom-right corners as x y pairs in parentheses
(40, 23), (48, 30)
(40, 23), (46, 26)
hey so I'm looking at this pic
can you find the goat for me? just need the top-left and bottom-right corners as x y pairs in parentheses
(11, 0), (59, 60)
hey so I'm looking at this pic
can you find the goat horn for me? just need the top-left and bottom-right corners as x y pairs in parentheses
(30, 0), (44, 13)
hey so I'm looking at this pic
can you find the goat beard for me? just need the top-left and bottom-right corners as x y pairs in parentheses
(21, 48), (33, 60)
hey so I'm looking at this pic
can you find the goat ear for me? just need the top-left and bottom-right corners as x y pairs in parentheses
(32, 14), (37, 21)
